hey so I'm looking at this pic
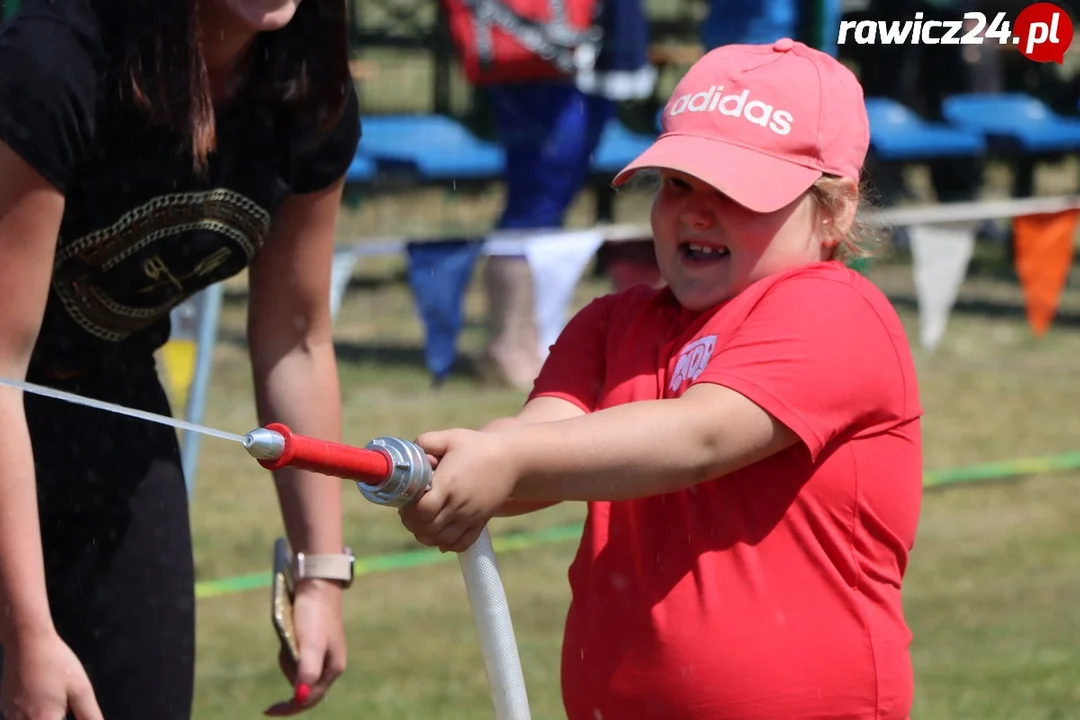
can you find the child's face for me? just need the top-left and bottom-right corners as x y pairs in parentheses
(650, 169), (828, 311)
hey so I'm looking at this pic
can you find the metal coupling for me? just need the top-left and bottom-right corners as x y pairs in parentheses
(242, 427), (286, 460)
(357, 436), (431, 507)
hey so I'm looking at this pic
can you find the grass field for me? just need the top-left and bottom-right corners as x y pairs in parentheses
(182, 198), (1080, 718)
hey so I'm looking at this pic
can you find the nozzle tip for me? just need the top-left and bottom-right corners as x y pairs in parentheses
(242, 427), (286, 460)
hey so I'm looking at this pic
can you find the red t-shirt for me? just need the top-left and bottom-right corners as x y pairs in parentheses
(529, 261), (923, 720)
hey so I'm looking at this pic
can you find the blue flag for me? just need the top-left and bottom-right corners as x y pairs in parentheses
(406, 239), (483, 384)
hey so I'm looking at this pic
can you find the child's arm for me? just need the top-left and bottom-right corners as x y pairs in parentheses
(480, 397), (587, 516)
(405, 274), (910, 552)
(404, 292), (615, 547)
(403, 382), (799, 551)
(501, 382), (799, 502)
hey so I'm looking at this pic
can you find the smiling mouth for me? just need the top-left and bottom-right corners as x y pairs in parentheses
(680, 242), (731, 262)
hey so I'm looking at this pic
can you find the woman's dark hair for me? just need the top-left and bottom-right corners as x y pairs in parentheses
(94, 0), (352, 173)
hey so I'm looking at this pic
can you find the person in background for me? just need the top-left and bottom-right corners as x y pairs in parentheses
(0, 0), (359, 717)
(478, 0), (656, 390)
(400, 39), (923, 720)
(701, 0), (843, 56)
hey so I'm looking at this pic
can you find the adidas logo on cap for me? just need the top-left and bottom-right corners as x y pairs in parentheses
(668, 86), (793, 136)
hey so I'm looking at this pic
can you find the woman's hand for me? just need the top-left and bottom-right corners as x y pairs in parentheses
(399, 429), (520, 553)
(264, 579), (346, 717)
(0, 629), (103, 720)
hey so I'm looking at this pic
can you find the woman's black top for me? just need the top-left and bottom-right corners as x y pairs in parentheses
(0, 0), (362, 380)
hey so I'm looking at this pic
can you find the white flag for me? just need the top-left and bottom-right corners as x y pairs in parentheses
(909, 221), (977, 350)
(524, 229), (605, 361)
(329, 245), (361, 323)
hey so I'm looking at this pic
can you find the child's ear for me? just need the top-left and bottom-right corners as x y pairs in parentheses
(817, 178), (858, 247)
(819, 215), (838, 249)
(834, 179), (859, 239)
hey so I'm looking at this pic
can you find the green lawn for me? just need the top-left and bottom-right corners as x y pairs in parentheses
(184, 235), (1080, 719)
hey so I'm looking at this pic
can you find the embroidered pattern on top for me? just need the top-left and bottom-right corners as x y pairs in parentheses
(52, 189), (270, 342)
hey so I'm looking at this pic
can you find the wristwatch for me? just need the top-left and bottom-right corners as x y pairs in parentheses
(292, 548), (355, 589)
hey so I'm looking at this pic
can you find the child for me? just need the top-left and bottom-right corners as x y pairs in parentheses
(400, 38), (923, 720)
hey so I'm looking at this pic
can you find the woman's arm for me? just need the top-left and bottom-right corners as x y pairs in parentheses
(503, 382), (800, 502)
(0, 142), (67, 644)
(246, 176), (346, 560)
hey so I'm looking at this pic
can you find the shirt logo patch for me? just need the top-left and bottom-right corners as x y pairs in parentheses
(52, 188), (269, 343)
(669, 334), (717, 393)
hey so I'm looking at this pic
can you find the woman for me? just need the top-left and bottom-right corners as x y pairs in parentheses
(400, 40), (923, 719)
(0, 0), (359, 718)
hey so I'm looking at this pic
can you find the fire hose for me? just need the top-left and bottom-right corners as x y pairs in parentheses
(242, 423), (533, 720)
(0, 376), (533, 720)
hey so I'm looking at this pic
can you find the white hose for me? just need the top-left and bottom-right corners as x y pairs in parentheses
(457, 527), (532, 720)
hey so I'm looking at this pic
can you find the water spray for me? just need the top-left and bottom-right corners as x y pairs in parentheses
(0, 376), (532, 720)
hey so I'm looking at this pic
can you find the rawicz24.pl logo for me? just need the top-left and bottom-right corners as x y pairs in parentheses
(837, 2), (1074, 64)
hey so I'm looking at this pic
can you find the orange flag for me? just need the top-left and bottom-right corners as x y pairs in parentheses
(1012, 209), (1078, 337)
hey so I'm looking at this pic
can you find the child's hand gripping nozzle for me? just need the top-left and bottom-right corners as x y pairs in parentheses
(241, 422), (532, 720)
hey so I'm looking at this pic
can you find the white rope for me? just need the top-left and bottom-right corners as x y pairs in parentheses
(341, 193), (1080, 258)
(863, 194), (1080, 227)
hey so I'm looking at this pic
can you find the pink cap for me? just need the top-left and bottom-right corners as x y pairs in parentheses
(613, 38), (869, 213)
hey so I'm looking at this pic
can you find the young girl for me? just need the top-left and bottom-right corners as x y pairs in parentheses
(0, 0), (358, 717)
(400, 39), (923, 719)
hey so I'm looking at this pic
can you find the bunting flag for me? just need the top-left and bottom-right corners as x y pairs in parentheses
(161, 297), (203, 410)
(329, 246), (362, 323)
(909, 221), (977, 351)
(160, 339), (197, 411)
(405, 238), (483, 384)
(524, 228), (605, 361)
(1012, 209), (1078, 337)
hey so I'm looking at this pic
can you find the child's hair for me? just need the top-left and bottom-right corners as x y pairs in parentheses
(809, 174), (889, 264)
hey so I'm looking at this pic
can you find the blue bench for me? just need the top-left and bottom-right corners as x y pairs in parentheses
(345, 151), (376, 184)
(942, 93), (1080, 155)
(864, 97), (985, 162)
(591, 117), (656, 174)
(942, 92), (1080, 196)
(358, 114), (505, 181)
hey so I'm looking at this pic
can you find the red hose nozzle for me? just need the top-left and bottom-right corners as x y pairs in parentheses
(243, 422), (391, 484)
(242, 423), (432, 507)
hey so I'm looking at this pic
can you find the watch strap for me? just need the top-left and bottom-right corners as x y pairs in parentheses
(293, 550), (354, 588)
